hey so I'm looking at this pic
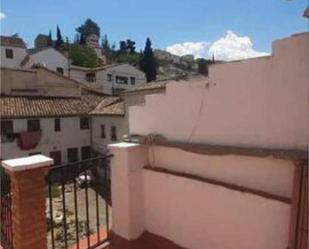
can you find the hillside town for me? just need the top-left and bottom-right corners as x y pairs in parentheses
(0, 3), (308, 249)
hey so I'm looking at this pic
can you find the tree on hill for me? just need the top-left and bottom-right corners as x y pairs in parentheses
(69, 44), (100, 68)
(55, 25), (64, 49)
(140, 38), (157, 82)
(76, 19), (100, 41)
(197, 58), (215, 76)
(126, 39), (136, 54)
(47, 30), (53, 47)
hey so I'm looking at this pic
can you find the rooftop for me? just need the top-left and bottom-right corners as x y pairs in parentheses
(0, 35), (26, 48)
(0, 88), (120, 119)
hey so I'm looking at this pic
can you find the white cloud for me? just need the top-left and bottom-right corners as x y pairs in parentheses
(166, 30), (268, 61)
(166, 41), (209, 59)
(0, 12), (6, 20)
(208, 30), (268, 61)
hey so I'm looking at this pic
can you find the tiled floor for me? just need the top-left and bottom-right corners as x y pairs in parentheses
(105, 232), (186, 249)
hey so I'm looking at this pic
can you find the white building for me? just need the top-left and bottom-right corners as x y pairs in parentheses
(70, 63), (146, 95)
(0, 36), (27, 68)
(0, 67), (126, 163)
(22, 47), (69, 76)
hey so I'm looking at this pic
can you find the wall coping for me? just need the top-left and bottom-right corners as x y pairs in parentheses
(108, 142), (141, 151)
(1, 155), (54, 172)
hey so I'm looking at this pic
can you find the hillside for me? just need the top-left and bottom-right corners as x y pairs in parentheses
(154, 49), (199, 80)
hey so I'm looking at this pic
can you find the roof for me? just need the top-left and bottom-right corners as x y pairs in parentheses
(90, 100), (125, 116)
(0, 36), (26, 48)
(122, 81), (167, 94)
(27, 46), (67, 57)
(0, 89), (120, 119)
(70, 63), (129, 72)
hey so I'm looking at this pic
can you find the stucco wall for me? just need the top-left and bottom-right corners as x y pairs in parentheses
(0, 67), (80, 97)
(148, 145), (294, 198)
(0, 46), (27, 68)
(24, 48), (69, 76)
(70, 64), (146, 95)
(129, 33), (309, 150)
(91, 116), (127, 153)
(143, 169), (290, 249)
(0, 117), (91, 163)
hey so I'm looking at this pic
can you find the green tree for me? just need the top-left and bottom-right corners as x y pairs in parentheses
(140, 38), (157, 82)
(55, 25), (64, 49)
(197, 58), (214, 76)
(126, 39), (136, 54)
(101, 34), (110, 51)
(118, 41), (127, 54)
(69, 44), (100, 68)
(76, 19), (100, 40)
(47, 30), (53, 47)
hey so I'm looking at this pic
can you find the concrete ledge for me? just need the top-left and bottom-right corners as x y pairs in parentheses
(108, 142), (142, 151)
(2, 155), (54, 172)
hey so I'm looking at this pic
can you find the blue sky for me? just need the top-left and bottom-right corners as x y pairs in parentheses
(0, 0), (307, 59)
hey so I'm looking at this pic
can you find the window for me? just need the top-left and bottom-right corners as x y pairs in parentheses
(107, 74), (112, 82)
(81, 146), (91, 160)
(54, 118), (61, 132)
(5, 49), (13, 59)
(86, 72), (96, 82)
(80, 117), (90, 130)
(56, 67), (64, 75)
(1, 120), (13, 135)
(27, 119), (40, 132)
(67, 148), (78, 163)
(1, 120), (14, 143)
(49, 151), (61, 166)
(115, 76), (128, 84)
(130, 77), (136, 85)
(101, 124), (105, 138)
(111, 126), (117, 141)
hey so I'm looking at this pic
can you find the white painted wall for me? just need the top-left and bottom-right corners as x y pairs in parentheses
(70, 64), (146, 95)
(148, 145), (294, 198)
(24, 47), (69, 76)
(143, 169), (290, 249)
(102, 64), (146, 95)
(91, 116), (127, 153)
(129, 33), (309, 150)
(0, 117), (91, 163)
(0, 46), (27, 68)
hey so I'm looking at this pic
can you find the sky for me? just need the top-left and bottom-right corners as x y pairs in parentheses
(0, 0), (308, 61)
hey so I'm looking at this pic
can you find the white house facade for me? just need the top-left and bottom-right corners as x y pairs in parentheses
(0, 67), (125, 164)
(0, 36), (27, 68)
(70, 63), (146, 95)
(22, 47), (69, 76)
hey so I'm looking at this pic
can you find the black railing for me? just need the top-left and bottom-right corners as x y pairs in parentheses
(0, 165), (14, 249)
(46, 155), (112, 249)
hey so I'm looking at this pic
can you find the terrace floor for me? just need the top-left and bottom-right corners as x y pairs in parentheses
(69, 231), (186, 249)
(106, 232), (186, 249)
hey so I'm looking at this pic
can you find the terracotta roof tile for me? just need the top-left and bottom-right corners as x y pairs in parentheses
(90, 100), (125, 116)
(0, 91), (120, 119)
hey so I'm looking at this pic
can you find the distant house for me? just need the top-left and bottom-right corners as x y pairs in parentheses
(69, 63), (146, 95)
(34, 34), (50, 50)
(22, 47), (69, 76)
(0, 35), (27, 68)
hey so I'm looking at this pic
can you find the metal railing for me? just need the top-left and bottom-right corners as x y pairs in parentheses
(46, 155), (112, 249)
(0, 165), (13, 249)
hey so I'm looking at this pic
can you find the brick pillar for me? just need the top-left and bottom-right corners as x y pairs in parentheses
(108, 142), (148, 240)
(2, 155), (53, 249)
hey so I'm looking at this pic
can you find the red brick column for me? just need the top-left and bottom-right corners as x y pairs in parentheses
(2, 155), (53, 249)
